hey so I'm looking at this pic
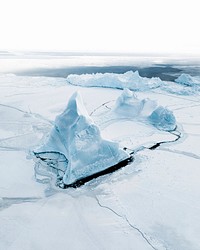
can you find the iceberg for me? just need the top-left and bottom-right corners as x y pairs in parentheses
(160, 74), (200, 96)
(114, 88), (157, 117)
(148, 106), (176, 131)
(33, 92), (129, 187)
(113, 89), (176, 131)
(175, 73), (200, 87)
(67, 71), (163, 91)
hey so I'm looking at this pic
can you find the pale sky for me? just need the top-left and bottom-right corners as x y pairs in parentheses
(0, 0), (200, 55)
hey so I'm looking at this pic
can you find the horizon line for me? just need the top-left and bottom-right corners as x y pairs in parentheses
(1, 50), (200, 58)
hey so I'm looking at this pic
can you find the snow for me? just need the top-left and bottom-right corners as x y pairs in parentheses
(33, 92), (129, 186)
(67, 70), (163, 91)
(0, 57), (200, 250)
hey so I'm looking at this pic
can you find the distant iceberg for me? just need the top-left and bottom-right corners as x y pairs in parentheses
(160, 73), (200, 95)
(33, 92), (129, 187)
(67, 71), (163, 91)
(113, 89), (176, 131)
(175, 73), (200, 87)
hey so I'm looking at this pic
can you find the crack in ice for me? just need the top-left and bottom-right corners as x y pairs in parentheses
(90, 100), (114, 116)
(0, 102), (53, 125)
(95, 196), (159, 250)
(158, 148), (200, 160)
(0, 197), (41, 211)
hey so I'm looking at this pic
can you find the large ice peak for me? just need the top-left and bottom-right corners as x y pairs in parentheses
(34, 92), (129, 186)
(64, 91), (90, 118)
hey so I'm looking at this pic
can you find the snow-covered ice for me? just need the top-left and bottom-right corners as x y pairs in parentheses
(0, 58), (200, 250)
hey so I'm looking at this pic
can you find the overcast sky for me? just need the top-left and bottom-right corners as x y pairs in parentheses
(0, 0), (200, 55)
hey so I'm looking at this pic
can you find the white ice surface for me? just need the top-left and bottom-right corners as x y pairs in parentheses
(0, 70), (200, 250)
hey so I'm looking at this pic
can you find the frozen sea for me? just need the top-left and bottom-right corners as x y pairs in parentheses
(0, 52), (200, 250)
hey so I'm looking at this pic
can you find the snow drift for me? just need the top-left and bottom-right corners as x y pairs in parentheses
(33, 92), (129, 186)
(67, 70), (163, 91)
(113, 89), (176, 131)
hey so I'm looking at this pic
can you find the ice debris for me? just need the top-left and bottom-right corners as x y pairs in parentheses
(33, 92), (129, 186)
(67, 71), (163, 91)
